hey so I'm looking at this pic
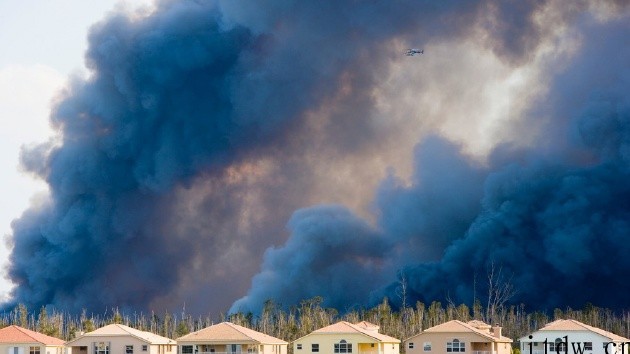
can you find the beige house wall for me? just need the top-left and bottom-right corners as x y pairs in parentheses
(1, 343), (64, 354)
(261, 343), (287, 354)
(293, 333), (399, 354)
(405, 332), (511, 354)
(67, 336), (175, 354)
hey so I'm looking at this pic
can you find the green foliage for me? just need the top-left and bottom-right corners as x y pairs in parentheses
(174, 320), (190, 338)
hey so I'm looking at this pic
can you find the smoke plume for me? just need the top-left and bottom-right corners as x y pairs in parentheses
(6, 0), (630, 315)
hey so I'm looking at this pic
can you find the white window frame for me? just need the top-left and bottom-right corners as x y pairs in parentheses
(447, 339), (465, 353)
(334, 340), (352, 354)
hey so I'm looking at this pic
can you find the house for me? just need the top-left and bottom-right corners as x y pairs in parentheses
(292, 321), (400, 354)
(0, 325), (65, 354)
(519, 319), (630, 354)
(404, 320), (512, 354)
(175, 322), (287, 354)
(66, 324), (176, 354)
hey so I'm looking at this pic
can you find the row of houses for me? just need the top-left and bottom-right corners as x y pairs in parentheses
(1, 318), (629, 354)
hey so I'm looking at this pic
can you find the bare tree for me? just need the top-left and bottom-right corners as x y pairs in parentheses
(396, 270), (409, 311)
(486, 261), (517, 323)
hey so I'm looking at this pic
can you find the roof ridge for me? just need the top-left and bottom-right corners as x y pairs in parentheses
(223, 322), (257, 341)
(421, 320), (510, 343)
(541, 319), (628, 341)
(571, 320), (628, 340)
(1, 324), (65, 345)
(12, 325), (39, 342)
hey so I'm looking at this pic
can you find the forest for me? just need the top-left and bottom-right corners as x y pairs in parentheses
(3, 297), (630, 353)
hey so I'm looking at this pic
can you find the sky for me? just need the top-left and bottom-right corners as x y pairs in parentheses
(0, 0), (629, 316)
(0, 0), (153, 302)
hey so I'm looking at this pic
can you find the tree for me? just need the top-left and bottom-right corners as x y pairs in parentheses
(396, 270), (409, 311)
(16, 304), (28, 328)
(486, 262), (516, 323)
(81, 309), (95, 333)
(175, 319), (190, 338)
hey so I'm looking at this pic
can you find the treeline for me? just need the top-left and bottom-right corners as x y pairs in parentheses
(2, 298), (630, 348)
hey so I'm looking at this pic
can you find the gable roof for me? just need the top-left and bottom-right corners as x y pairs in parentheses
(0, 325), (64, 346)
(408, 320), (512, 343)
(302, 321), (399, 343)
(536, 319), (629, 342)
(177, 322), (286, 344)
(66, 324), (175, 345)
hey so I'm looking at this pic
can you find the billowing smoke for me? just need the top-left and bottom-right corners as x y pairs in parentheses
(6, 0), (629, 315)
(4, 0), (501, 312)
(232, 4), (630, 312)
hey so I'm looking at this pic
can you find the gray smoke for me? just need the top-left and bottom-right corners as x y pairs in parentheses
(6, 0), (628, 315)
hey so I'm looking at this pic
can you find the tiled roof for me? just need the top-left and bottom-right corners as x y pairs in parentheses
(539, 320), (629, 342)
(67, 324), (175, 345)
(354, 322), (380, 331)
(177, 322), (286, 344)
(311, 321), (400, 343)
(412, 320), (512, 343)
(0, 325), (64, 345)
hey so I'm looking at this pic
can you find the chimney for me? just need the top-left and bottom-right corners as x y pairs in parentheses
(491, 324), (502, 338)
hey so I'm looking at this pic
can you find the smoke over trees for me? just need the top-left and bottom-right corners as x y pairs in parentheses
(4, 0), (630, 316)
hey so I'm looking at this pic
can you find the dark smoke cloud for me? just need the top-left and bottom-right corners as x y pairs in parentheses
(233, 6), (630, 312)
(230, 136), (491, 312)
(230, 205), (390, 313)
(7, 0), (628, 316)
(376, 137), (488, 261)
(5, 0), (493, 313)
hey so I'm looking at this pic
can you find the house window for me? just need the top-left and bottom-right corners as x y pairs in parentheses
(409, 343), (415, 349)
(126, 346), (134, 354)
(447, 339), (465, 352)
(424, 342), (432, 352)
(551, 339), (565, 353)
(312, 344), (319, 353)
(584, 343), (593, 351)
(30, 347), (41, 354)
(182, 347), (193, 354)
(334, 340), (352, 353)
(142, 347), (148, 352)
(95, 343), (109, 354)
(297, 345), (302, 350)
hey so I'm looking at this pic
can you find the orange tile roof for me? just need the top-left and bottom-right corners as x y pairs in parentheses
(177, 322), (287, 344)
(539, 319), (629, 342)
(0, 325), (64, 345)
(310, 321), (400, 343)
(409, 320), (512, 343)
